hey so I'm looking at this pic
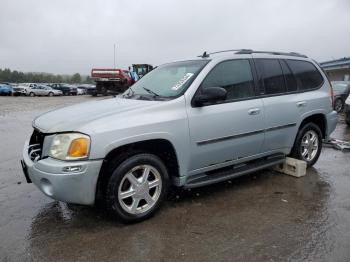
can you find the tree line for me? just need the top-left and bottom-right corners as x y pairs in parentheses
(0, 68), (94, 84)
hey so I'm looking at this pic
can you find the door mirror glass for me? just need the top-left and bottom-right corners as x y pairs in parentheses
(194, 86), (227, 106)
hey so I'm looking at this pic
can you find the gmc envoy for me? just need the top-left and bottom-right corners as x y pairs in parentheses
(21, 49), (337, 222)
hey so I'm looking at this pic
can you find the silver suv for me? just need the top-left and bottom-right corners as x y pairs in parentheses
(21, 50), (337, 222)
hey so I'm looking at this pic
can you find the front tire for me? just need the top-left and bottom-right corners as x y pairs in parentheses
(29, 92), (35, 97)
(291, 123), (322, 167)
(106, 153), (169, 223)
(48, 92), (53, 97)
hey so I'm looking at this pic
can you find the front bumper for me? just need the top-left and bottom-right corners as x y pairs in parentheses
(22, 140), (103, 205)
(326, 110), (338, 139)
(13, 90), (26, 96)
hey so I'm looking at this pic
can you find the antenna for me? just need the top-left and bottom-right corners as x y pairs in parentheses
(197, 51), (209, 58)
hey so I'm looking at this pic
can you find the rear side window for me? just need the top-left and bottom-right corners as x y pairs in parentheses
(280, 60), (297, 92)
(201, 59), (255, 101)
(255, 59), (285, 95)
(286, 60), (323, 90)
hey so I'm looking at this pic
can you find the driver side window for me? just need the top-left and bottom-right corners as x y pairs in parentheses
(201, 59), (255, 101)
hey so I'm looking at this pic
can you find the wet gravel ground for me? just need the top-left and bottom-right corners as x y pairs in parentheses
(1, 95), (350, 262)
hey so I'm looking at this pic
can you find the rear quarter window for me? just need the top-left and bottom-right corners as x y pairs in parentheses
(286, 60), (324, 90)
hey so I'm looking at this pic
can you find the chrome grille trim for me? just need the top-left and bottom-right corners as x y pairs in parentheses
(28, 130), (45, 162)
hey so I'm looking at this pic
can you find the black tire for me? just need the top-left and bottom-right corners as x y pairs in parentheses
(291, 122), (323, 167)
(48, 92), (53, 97)
(29, 92), (35, 97)
(334, 98), (343, 113)
(106, 153), (169, 223)
(346, 119), (350, 127)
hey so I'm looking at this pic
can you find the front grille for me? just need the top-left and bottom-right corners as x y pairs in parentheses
(28, 129), (45, 162)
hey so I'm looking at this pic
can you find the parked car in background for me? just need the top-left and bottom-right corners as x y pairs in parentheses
(22, 50), (337, 223)
(26, 84), (63, 97)
(77, 88), (86, 95)
(49, 83), (77, 95)
(0, 84), (12, 96)
(345, 95), (350, 126)
(331, 81), (350, 113)
(22, 83), (38, 89)
(77, 84), (97, 96)
(12, 84), (28, 96)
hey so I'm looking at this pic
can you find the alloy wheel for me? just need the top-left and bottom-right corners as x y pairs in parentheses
(118, 164), (162, 215)
(300, 130), (319, 162)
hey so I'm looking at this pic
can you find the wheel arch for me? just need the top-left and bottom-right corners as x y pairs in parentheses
(298, 113), (327, 139)
(95, 139), (180, 203)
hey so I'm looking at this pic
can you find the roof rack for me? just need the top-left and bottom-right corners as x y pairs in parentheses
(198, 49), (307, 58)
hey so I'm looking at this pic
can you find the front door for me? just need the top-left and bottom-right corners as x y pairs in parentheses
(186, 59), (265, 172)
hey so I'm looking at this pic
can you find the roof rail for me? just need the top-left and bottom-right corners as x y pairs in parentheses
(198, 49), (307, 58)
(197, 49), (251, 58)
(235, 50), (307, 58)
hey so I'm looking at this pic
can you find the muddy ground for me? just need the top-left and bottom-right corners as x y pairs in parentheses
(0, 95), (350, 262)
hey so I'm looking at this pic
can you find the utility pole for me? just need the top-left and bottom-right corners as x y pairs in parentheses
(113, 44), (116, 69)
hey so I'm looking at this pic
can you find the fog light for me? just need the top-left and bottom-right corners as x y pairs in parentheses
(62, 165), (82, 173)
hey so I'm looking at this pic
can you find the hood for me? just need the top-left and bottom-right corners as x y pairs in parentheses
(33, 97), (160, 133)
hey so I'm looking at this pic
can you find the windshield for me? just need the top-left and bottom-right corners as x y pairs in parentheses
(333, 83), (348, 92)
(123, 60), (209, 99)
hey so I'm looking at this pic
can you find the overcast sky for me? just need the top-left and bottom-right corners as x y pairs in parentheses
(0, 0), (349, 75)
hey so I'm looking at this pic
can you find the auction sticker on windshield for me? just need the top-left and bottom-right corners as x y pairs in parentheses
(171, 73), (194, 91)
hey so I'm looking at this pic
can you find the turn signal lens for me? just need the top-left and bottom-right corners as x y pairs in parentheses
(68, 138), (90, 158)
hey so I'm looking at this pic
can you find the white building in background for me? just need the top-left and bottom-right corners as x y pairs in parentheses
(320, 57), (350, 81)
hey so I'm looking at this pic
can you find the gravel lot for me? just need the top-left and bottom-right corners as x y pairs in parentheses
(1, 95), (350, 261)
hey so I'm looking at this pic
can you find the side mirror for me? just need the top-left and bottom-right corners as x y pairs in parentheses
(194, 87), (227, 106)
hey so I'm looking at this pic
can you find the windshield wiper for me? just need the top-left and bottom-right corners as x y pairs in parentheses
(142, 87), (160, 97)
(123, 86), (135, 98)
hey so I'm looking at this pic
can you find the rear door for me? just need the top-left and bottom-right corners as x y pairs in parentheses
(37, 86), (46, 95)
(186, 59), (265, 171)
(254, 58), (299, 153)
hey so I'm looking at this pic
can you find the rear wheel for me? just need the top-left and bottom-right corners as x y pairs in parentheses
(48, 92), (53, 97)
(291, 123), (322, 167)
(106, 153), (169, 223)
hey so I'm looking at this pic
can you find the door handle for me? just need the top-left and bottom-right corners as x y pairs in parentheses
(296, 101), (307, 107)
(248, 108), (261, 115)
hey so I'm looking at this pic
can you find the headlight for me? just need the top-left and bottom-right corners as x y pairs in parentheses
(49, 133), (90, 160)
